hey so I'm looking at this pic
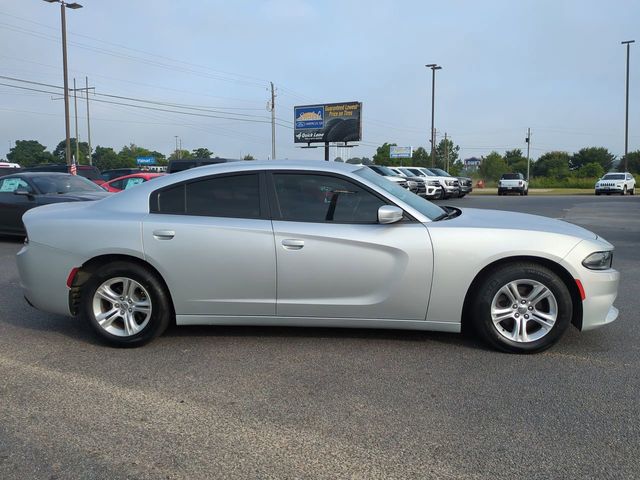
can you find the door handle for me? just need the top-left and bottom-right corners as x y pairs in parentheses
(281, 239), (304, 250)
(153, 229), (175, 240)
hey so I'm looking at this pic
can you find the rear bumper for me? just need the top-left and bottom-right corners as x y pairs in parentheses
(498, 187), (526, 194)
(17, 241), (76, 317)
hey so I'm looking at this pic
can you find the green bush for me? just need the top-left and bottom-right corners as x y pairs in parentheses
(529, 176), (598, 188)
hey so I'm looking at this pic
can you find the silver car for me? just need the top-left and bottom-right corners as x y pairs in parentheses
(17, 161), (619, 353)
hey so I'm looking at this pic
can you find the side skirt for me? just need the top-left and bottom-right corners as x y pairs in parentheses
(175, 315), (461, 333)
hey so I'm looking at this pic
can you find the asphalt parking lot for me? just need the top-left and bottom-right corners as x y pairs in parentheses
(1, 195), (639, 480)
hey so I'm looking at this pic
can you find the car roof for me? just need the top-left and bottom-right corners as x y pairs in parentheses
(2, 171), (72, 177)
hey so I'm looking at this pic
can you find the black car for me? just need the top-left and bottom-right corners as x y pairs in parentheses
(100, 168), (143, 182)
(167, 158), (235, 173)
(0, 172), (110, 236)
(22, 163), (103, 184)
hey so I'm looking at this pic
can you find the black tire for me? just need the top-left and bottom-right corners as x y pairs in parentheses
(524, 189), (529, 196)
(631, 188), (635, 195)
(622, 185), (627, 195)
(81, 261), (172, 347)
(458, 193), (466, 198)
(438, 188), (446, 200)
(595, 191), (601, 196)
(469, 262), (572, 353)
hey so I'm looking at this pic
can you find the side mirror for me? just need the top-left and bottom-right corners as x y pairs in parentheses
(14, 188), (32, 197)
(378, 205), (404, 224)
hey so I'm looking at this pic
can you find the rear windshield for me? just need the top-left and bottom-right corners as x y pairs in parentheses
(501, 173), (521, 180)
(602, 174), (625, 180)
(32, 175), (103, 194)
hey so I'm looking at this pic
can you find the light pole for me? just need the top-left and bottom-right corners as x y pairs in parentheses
(43, 0), (83, 168)
(622, 40), (635, 172)
(426, 64), (442, 167)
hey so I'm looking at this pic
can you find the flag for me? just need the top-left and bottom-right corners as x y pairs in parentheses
(70, 157), (77, 176)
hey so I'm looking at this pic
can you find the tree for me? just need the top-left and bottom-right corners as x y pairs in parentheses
(532, 151), (570, 178)
(92, 146), (120, 171)
(411, 147), (430, 167)
(478, 151), (507, 181)
(576, 162), (605, 178)
(334, 157), (344, 162)
(53, 138), (90, 164)
(619, 151), (640, 174)
(373, 142), (396, 165)
(448, 159), (464, 176)
(6, 140), (54, 167)
(243, 154), (255, 161)
(117, 144), (157, 168)
(503, 149), (528, 176)
(168, 149), (193, 161)
(346, 157), (372, 165)
(434, 137), (460, 170)
(192, 148), (212, 158)
(571, 147), (615, 171)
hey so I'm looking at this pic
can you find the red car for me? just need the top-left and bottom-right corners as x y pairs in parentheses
(102, 173), (165, 192)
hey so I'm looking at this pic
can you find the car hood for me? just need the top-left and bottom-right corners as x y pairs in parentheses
(39, 191), (111, 202)
(438, 207), (598, 240)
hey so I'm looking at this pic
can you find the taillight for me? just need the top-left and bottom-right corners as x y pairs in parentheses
(66, 267), (79, 288)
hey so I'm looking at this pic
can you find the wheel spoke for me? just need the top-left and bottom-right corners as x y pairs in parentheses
(123, 311), (139, 336)
(96, 308), (120, 328)
(492, 311), (514, 324)
(528, 285), (551, 306)
(96, 285), (120, 304)
(132, 300), (151, 315)
(500, 283), (520, 304)
(530, 312), (555, 330)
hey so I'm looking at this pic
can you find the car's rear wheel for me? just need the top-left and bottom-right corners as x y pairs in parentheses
(470, 262), (572, 353)
(81, 261), (172, 347)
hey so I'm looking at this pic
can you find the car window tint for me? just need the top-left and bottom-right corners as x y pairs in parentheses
(110, 179), (124, 190)
(0, 177), (31, 193)
(124, 177), (145, 189)
(184, 174), (260, 218)
(273, 173), (385, 223)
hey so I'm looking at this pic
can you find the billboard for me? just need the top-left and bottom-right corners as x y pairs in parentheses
(294, 102), (362, 144)
(390, 146), (413, 159)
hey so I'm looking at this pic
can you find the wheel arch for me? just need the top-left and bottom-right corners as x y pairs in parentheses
(460, 255), (583, 333)
(69, 254), (175, 318)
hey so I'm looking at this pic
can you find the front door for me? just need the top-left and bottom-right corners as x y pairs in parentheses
(269, 172), (433, 320)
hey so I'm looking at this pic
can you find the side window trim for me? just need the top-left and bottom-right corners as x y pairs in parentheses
(149, 171), (268, 220)
(265, 170), (415, 224)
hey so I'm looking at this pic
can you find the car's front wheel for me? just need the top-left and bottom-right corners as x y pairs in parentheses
(470, 262), (572, 353)
(81, 261), (172, 347)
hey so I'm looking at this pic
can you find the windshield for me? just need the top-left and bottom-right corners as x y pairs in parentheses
(354, 167), (445, 220)
(32, 175), (104, 194)
(430, 168), (452, 177)
(501, 173), (521, 180)
(398, 168), (418, 177)
(602, 174), (625, 180)
(367, 165), (397, 177)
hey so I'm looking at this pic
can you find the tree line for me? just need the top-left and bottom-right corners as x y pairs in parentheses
(4, 139), (255, 171)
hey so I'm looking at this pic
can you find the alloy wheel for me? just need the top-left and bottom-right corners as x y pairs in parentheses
(490, 279), (558, 343)
(92, 277), (152, 337)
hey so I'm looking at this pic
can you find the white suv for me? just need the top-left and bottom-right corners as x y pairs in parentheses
(595, 172), (636, 195)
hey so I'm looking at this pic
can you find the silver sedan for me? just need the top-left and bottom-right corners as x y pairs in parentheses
(17, 161), (619, 353)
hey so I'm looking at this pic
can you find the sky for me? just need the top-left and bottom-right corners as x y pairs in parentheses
(0, 0), (638, 163)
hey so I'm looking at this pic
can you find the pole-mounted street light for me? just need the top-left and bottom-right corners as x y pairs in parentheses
(426, 64), (442, 167)
(622, 40), (634, 172)
(43, 0), (83, 168)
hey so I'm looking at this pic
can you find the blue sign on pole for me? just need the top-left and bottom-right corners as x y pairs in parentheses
(136, 156), (155, 166)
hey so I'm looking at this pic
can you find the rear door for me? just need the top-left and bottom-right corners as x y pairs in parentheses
(142, 171), (276, 316)
(269, 171), (433, 320)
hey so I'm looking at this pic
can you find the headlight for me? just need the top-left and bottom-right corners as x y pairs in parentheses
(582, 251), (613, 270)
(408, 181), (417, 188)
(445, 179), (454, 186)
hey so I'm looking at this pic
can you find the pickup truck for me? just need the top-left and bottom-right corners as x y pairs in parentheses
(498, 173), (528, 196)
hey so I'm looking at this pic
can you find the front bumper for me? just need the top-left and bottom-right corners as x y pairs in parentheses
(578, 269), (620, 331)
(443, 185), (460, 198)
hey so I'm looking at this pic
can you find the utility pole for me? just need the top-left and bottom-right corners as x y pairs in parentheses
(425, 64), (442, 167)
(179, 138), (182, 159)
(270, 82), (276, 160)
(85, 76), (92, 165)
(525, 128), (531, 182)
(622, 40), (635, 171)
(44, 0), (83, 167)
(444, 132), (449, 172)
(73, 77), (80, 163)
